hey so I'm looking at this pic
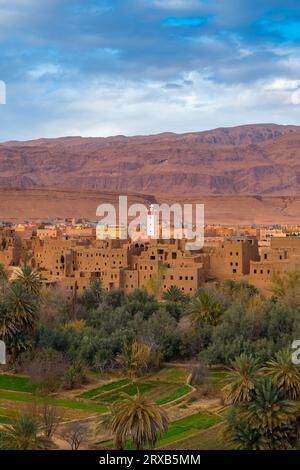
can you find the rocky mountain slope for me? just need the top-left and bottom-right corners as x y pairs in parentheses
(0, 123), (299, 195)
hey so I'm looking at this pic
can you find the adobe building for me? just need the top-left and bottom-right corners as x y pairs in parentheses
(1, 226), (299, 299)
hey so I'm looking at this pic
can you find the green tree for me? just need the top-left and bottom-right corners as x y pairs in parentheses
(261, 349), (300, 399)
(78, 279), (104, 311)
(162, 285), (186, 303)
(238, 379), (297, 450)
(187, 289), (223, 327)
(12, 266), (42, 298)
(0, 263), (8, 290)
(111, 392), (169, 450)
(5, 283), (37, 331)
(222, 354), (259, 404)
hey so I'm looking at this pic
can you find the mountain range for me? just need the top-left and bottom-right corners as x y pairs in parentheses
(0, 123), (299, 196)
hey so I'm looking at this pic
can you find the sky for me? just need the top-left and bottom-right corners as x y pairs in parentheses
(0, 0), (300, 141)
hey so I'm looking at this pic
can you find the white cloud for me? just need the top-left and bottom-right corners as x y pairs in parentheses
(3, 72), (300, 142)
(28, 64), (63, 80)
(152, 0), (202, 10)
(265, 78), (300, 91)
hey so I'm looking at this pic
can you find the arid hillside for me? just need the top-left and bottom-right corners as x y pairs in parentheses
(0, 123), (300, 195)
(0, 188), (299, 225)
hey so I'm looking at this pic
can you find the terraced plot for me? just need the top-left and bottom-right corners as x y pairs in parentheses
(156, 412), (221, 448)
(79, 367), (193, 406)
(0, 374), (37, 393)
(99, 411), (221, 450)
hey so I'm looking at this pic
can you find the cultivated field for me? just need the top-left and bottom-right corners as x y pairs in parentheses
(0, 365), (229, 449)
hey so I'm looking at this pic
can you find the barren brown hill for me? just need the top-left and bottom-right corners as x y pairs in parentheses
(0, 188), (299, 225)
(0, 123), (300, 195)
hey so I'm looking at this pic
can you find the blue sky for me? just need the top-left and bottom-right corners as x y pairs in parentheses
(0, 0), (300, 140)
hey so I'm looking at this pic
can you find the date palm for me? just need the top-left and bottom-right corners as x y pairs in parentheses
(0, 413), (46, 450)
(111, 391), (169, 450)
(0, 263), (8, 290)
(222, 353), (259, 404)
(223, 407), (261, 450)
(238, 379), (297, 450)
(12, 266), (42, 298)
(187, 289), (223, 327)
(162, 285), (186, 302)
(261, 349), (300, 399)
(5, 283), (37, 331)
(0, 303), (18, 343)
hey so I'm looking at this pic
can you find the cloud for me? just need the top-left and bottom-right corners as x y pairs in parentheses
(28, 63), (63, 80)
(152, 1), (205, 11)
(1, 0), (300, 140)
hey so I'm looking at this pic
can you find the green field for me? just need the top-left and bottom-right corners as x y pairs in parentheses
(206, 370), (227, 387)
(156, 385), (192, 405)
(0, 374), (37, 393)
(156, 412), (221, 448)
(80, 379), (130, 399)
(163, 422), (231, 450)
(79, 367), (192, 406)
(100, 411), (222, 450)
(0, 389), (107, 414)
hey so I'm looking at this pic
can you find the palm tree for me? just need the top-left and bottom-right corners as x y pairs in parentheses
(111, 392), (169, 450)
(0, 263), (8, 290)
(0, 413), (47, 450)
(12, 266), (42, 298)
(238, 379), (297, 450)
(222, 354), (259, 404)
(0, 303), (19, 344)
(261, 349), (300, 399)
(223, 407), (261, 450)
(5, 283), (37, 331)
(162, 285), (186, 302)
(187, 289), (223, 327)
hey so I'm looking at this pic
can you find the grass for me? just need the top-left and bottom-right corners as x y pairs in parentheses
(0, 390), (107, 414)
(206, 370), (227, 387)
(163, 423), (232, 450)
(156, 412), (221, 448)
(100, 411), (221, 450)
(148, 366), (187, 383)
(79, 379), (130, 399)
(0, 415), (12, 424)
(101, 382), (156, 403)
(156, 385), (192, 405)
(0, 366), (194, 424)
(0, 374), (37, 393)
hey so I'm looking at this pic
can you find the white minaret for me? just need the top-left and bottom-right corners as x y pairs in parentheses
(147, 204), (156, 238)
